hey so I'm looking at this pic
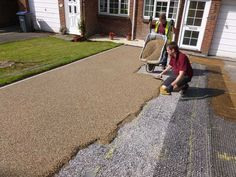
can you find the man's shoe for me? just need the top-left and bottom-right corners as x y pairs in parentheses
(160, 86), (171, 95)
(180, 84), (189, 95)
(182, 84), (189, 90)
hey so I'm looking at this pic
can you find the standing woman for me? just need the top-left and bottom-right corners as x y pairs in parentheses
(155, 13), (177, 69)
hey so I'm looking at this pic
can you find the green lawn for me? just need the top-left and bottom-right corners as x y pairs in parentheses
(0, 37), (121, 86)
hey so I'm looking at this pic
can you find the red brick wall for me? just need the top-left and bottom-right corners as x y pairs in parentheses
(58, 0), (66, 29)
(135, 0), (149, 39)
(201, 0), (222, 55)
(96, 0), (133, 37)
(97, 16), (132, 37)
(82, 0), (133, 37)
(84, 0), (99, 36)
(17, 0), (29, 11)
(174, 0), (185, 42)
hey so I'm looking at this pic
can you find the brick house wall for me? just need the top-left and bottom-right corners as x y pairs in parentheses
(58, 0), (66, 29)
(174, 0), (185, 42)
(97, 16), (132, 36)
(84, 0), (99, 36)
(135, 0), (149, 39)
(96, 0), (133, 37)
(201, 0), (222, 55)
(17, 0), (29, 11)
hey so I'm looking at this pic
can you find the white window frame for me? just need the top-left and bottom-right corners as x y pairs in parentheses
(178, 0), (211, 51)
(143, 0), (179, 21)
(98, 0), (130, 17)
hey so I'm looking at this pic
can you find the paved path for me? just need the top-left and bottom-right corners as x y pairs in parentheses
(0, 26), (50, 44)
(56, 81), (180, 177)
(0, 45), (162, 177)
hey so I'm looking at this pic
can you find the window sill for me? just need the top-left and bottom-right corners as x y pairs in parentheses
(142, 18), (157, 25)
(98, 14), (130, 20)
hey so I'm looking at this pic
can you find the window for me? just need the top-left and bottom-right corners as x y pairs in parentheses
(144, 0), (154, 17)
(186, 1), (205, 26)
(168, 0), (178, 19)
(183, 30), (199, 46)
(155, 1), (168, 18)
(99, 0), (129, 16)
(144, 0), (179, 20)
(120, 0), (129, 15)
(100, 0), (108, 13)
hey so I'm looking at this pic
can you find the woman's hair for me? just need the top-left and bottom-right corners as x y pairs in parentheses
(167, 41), (179, 52)
(159, 13), (166, 20)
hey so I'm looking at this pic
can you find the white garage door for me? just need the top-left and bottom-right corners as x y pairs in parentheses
(209, 0), (236, 59)
(29, 0), (60, 32)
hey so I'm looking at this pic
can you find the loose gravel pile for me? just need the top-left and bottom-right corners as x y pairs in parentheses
(142, 39), (165, 61)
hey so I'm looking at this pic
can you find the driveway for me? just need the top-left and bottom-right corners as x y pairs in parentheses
(1, 42), (236, 177)
(0, 26), (50, 44)
(56, 56), (236, 177)
(0, 45), (161, 177)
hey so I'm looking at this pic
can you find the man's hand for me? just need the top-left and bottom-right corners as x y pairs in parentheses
(155, 74), (163, 80)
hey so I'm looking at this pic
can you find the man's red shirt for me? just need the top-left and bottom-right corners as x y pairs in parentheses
(169, 51), (193, 78)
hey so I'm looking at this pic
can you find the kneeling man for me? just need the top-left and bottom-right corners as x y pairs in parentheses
(158, 42), (193, 95)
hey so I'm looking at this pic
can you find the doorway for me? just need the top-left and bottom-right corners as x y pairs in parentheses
(65, 0), (81, 35)
(179, 0), (211, 51)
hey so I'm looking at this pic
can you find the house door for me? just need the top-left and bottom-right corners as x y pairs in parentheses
(179, 0), (211, 51)
(65, 0), (80, 35)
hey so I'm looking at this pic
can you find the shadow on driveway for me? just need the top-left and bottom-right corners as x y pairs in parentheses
(181, 87), (225, 101)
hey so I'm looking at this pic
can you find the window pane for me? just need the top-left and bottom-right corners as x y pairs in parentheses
(156, 6), (161, 12)
(192, 31), (199, 38)
(187, 1), (204, 26)
(183, 30), (199, 46)
(190, 39), (197, 46)
(144, 0), (154, 16)
(168, 12), (173, 18)
(183, 38), (190, 45)
(187, 17), (194, 25)
(189, 1), (197, 9)
(74, 6), (77, 13)
(168, 0), (179, 19)
(120, 0), (128, 14)
(194, 18), (202, 26)
(196, 10), (203, 18)
(197, 2), (205, 10)
(155, 1), (167, 18)
(185, 30), (191, 38)
(162, 6), (167, 12)
(110, 0), (119, 14)
(69, 5), (72, 13)
(169, 7), (174, 14)
(188, 10), (195, 17)
(100, 0), (107, 13)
